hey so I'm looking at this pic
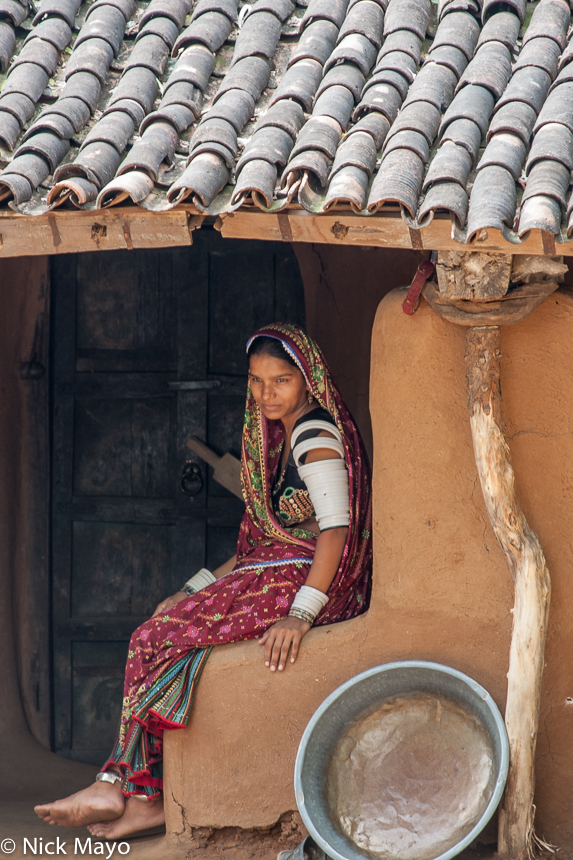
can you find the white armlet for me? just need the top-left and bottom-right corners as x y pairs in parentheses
(183, 568), (216, 595)
(289, 585), (329, 624)
(291, 419), (345, 468)
(291, 419), (343, 450)
(293, 436), (345, 467)
(297, 457), (350, 531)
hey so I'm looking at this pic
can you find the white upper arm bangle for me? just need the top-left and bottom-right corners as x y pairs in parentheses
(183, 568), (216, 595)
(293, 436), (345, 466)
(291, 419), (343, 450)
(297, 457), (350, 531)
(292, 419), (345, 468)
(291, 418), (350, 531)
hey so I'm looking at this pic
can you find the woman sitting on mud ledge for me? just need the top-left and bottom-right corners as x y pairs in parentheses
(35, 323), (372, 840)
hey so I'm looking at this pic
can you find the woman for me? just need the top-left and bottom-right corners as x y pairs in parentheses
(35, 323), (372, 839)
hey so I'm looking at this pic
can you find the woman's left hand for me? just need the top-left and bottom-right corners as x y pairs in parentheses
(259, 617), (311, 671)
(152, 590), (187, 618)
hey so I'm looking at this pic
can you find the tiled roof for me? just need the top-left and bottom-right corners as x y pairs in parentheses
(1, 0), (573, 245)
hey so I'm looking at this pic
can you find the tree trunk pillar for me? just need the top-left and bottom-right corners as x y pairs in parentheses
(465, 326), (551, 860)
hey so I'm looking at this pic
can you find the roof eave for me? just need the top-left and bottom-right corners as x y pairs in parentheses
(0, 205), (566, 257)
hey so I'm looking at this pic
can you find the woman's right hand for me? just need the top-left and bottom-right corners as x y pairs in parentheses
(152, 591), (186, 618)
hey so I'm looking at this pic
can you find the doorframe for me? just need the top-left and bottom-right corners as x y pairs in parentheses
(1, 256), (53, 750)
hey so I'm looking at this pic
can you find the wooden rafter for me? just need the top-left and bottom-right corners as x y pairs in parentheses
(0, 207), (569, 257)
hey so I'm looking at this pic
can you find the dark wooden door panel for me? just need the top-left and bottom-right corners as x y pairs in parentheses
(209, 246), (277, 375)
(207, 395), (246, 498)
(71, 642), (128, 754)
(75, 250), (177, 373)
(71, 522), (174, 617)
(74, 396), (174, 498)
(51, 232), (305, 763)
(275, 250), (309, 321)
(206, 526), (243, 573)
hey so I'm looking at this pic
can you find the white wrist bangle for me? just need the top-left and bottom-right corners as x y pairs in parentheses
(183, 568), (216, 595)
(290, 585), (329, 620)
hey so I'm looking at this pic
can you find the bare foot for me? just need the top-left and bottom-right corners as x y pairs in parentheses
(34, 781), (125, 829)
(87, 796), (165, 839)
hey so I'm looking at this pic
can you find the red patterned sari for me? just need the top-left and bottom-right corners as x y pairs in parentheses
(104, 323), (372, 798)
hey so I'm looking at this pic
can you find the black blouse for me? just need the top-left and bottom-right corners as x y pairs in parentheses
(272, 408), (337, 527)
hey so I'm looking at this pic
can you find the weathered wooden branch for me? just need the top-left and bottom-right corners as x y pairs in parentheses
(465, 327), (551, 860)
(437, 251), (512, 299)
(425, 252), (560, 857)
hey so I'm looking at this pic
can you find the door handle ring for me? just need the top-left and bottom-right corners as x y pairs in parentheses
(180, 461), (203, 496)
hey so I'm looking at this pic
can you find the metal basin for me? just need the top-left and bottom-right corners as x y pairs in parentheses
(294, 661), (509, 860)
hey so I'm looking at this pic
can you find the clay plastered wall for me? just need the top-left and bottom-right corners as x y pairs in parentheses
(0, 260), (36, 763)
(371, 288), (573, 846)
(0, 257), (96, 810)
(166, 285), (573, 850)
(294, 244), (423, 460)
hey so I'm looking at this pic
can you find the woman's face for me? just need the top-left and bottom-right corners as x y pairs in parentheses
(248, 353), (309, 422)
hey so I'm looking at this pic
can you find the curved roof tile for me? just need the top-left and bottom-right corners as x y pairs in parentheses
(0, 0), (571, 247)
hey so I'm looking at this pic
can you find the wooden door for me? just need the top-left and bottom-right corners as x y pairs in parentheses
(50, 231), (305, 763)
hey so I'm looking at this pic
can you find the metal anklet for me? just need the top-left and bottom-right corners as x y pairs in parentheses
(96, 772), (122, 786)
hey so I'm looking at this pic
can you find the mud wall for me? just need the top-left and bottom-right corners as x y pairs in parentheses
(0, 256), (95, 805)
(0, 256), (50, 751)
(294, 244), (423, 459)
(372, 287), (573, 845)
(168, 285), (573, 850)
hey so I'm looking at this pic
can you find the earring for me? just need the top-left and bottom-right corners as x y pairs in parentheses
(308, 390), (313, 404)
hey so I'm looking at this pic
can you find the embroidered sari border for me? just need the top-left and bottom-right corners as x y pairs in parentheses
(232, 558), (311, 573)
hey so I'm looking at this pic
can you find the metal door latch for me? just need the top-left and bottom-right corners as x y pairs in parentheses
(168, 380), (221, 390)
(180, 461), (203, 495)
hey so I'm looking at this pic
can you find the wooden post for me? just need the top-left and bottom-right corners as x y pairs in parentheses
(465, 326), (551, 859)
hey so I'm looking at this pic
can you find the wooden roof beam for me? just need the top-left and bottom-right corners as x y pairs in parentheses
(0, 206), (571, 257)
(217, 211), (571, 256)
(0, 209), (203, 257)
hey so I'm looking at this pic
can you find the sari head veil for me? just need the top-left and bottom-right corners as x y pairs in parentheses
(238, 322), (372, 622)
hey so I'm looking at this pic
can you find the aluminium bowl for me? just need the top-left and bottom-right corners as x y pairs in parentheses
(294, 660), (509, 860)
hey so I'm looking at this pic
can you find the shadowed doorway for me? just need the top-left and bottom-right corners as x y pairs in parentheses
(50, 230), (305, 764)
